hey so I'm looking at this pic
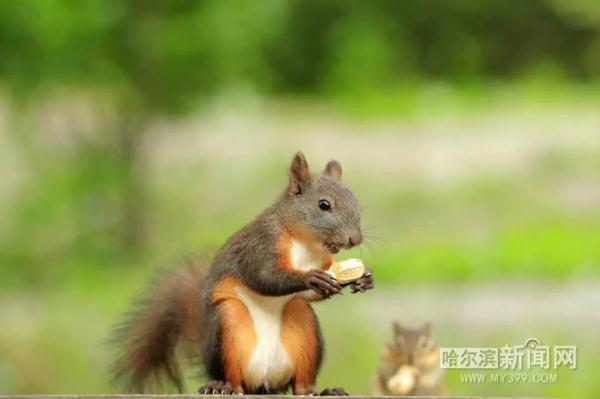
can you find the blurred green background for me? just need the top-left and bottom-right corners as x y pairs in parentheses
(1, 0), (599, 396)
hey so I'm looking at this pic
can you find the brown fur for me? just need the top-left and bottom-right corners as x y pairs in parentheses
(211, 275), (257, 391)
(220, 298), (257, 392)
(111, 263), (205, 392)
(276, 231), (294, 271)
(281, 297), (320, 394)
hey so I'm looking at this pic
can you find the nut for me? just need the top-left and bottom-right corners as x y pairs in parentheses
(326, 258), (365, 284)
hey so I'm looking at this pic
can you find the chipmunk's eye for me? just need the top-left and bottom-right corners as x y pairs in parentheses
(318, 199), (331, 211)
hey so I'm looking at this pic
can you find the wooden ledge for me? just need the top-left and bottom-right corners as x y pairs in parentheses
(0, 395), (498, 399)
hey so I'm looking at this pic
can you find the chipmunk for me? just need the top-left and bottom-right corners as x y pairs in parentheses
(112, 152), (374, 395)
(373, 322), (446, 396)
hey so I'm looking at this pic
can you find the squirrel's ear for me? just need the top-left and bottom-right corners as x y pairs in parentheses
(323, 160), (342, 181)
(421, 322), (432, 337)
(393, 321), (403, 336)
(288, 151), (312, 194)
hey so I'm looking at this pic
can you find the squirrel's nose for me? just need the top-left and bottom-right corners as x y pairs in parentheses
(348, 230), (363, 247)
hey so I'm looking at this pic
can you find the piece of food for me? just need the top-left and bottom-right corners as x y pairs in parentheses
(387, 365), (418, 395)
(327, 258), (366, 284)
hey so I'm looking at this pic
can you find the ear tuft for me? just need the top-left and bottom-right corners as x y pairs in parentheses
(324, 160), (342, 181)
(421, 322), (432, 337)
(393, 321), (403, 336)
(288, 151), (312, 194)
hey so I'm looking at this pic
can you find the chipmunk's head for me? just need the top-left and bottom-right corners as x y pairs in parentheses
(279, 151), (362, 254)
(391, 322), (438, 366)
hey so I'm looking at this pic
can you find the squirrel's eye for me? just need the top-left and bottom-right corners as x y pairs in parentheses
(318, 199), (331, 211)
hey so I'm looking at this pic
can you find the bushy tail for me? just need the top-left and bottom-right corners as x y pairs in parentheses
(111, 262), (206, 393)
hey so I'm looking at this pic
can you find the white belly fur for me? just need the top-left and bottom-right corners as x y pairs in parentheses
(236, 286), (294, 390)
(234, 239), (326, 390)
(290, 238), (328, 271)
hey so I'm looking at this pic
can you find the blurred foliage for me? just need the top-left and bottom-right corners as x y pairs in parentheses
(1, 0), (600, 396)
(1, 0), (600, 100)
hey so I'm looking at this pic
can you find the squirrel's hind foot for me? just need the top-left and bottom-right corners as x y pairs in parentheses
(319, 387), (349, 396)
(197, 380), (239, 395)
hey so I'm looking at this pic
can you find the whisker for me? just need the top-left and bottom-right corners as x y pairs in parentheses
(363, 233), (388, 249)
(360, 242), (375, 255)
(363, 226), (385, 238)
(363, 229), (386, 241)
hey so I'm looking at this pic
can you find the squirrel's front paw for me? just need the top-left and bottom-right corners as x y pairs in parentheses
(306, 269), (342, 298)
(350, 268), (374, 294)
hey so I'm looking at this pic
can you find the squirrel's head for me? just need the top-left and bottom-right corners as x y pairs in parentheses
(278, 151), (362, 254)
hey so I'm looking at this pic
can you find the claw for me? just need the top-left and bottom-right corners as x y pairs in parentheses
(198, 380), (238, 395)
(320, 387), (349, 396)
(349, 270), (374, 294)
(307, 269), (342, 298)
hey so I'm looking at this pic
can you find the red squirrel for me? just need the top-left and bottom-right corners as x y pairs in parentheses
(112, 152), (374, 395)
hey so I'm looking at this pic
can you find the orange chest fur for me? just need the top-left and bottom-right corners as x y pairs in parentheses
(277, 232), (333, 271)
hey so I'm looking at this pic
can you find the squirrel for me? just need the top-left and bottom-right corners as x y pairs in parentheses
(372, 322), (446, 396)
(112, 152), (374, 396)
